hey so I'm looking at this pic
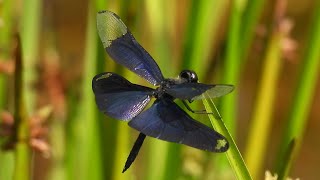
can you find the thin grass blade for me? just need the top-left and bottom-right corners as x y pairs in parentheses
(203, 96), (252, 180)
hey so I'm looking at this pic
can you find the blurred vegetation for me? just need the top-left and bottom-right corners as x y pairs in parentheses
(0, 0), (319, 180)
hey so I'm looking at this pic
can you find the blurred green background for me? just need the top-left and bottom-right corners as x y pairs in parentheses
(0, 0), (319, 179)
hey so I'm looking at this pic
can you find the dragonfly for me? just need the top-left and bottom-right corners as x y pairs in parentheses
(93, 10), (234, 173)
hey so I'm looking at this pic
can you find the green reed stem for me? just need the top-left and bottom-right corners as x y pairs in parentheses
(69, 2), (105, 180)
(240, 0), (266, 59)
(182, 0), (229, 80)
(217, 0), (247, 175)
(20, 0), (41, 113)
(0, 0), (15, 179)
(221, 0), (247, 136)
(0, 0), (13, 106)
(244, 31), (283, 179)
(13, 0), (42, 178)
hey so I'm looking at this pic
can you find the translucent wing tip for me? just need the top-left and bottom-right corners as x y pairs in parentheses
(192, 84), (235, 100)
(229, 85), (235, 92)
(97, 10), (128, 48)
(223, 85), (235, 95)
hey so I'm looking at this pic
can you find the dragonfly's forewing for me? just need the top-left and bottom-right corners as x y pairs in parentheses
(166, 83), (234, 101)
(97, 11), (164, 85)
(192, 84), (234, 100)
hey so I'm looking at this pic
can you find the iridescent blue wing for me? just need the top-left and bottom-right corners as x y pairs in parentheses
(166, 83), (234, 100)
(128, 99), (229, 152)
(97, 11), (164, 86)
(92, 72), (154, 121)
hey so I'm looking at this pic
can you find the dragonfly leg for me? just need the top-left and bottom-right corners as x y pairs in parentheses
(182, 100), (213, 114)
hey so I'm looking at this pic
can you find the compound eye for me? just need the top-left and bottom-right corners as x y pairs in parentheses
(179, 70), (190, 80)
(179, 70), (198, 83)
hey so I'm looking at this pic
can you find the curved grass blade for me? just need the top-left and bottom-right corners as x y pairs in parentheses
(203, 96), (252, 180)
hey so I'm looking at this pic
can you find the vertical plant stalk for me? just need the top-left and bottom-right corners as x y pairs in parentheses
(182, 0), (229, 79)
(217, 0), (247, 175)
(276, 1), (320, 178)
(111, 123), (130, 180)
(0, 0), (13, 106)
(20, 0), (42, 113)
(203, 98), (252, 180)
(12, 0), (41, 178)
(244, 31), (283, 179)
(240, 0), (266, 59)
(13, 36), (30, 180)
(70, 2), (104, 180)
(245, 1), (290, 178)
(221, 0), (247, 137)
(0, 0), (15, 179)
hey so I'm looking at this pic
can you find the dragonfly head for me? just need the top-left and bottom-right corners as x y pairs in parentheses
(179, 70), (198, 83)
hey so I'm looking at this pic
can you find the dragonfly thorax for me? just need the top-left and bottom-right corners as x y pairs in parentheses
(153, 71), (198, 100)
(153, 79), (175, 100)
